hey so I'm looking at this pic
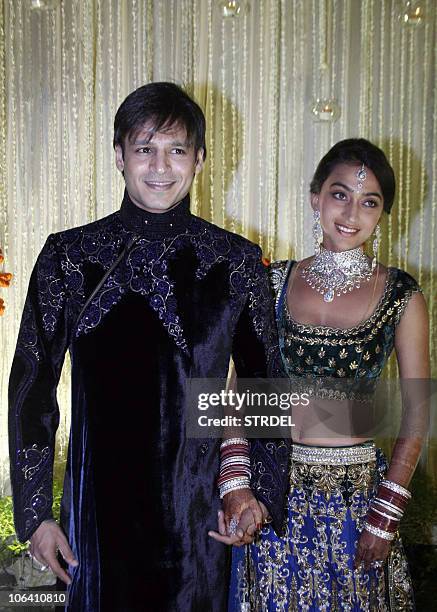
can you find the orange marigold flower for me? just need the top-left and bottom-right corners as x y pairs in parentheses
(261, 257), (271, 267)
(0, 297), (5, 316)
(0, 272), (13, 287)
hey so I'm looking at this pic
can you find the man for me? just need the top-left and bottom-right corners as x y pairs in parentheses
(9, 83), (287, 610)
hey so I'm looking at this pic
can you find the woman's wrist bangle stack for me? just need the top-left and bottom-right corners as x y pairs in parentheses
(364, 479), (410, 542)
(218, 438), (251, 499)
(363, 522), (396, 541)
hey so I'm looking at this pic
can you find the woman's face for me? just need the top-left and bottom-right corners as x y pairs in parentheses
(312, 163), (384, 253)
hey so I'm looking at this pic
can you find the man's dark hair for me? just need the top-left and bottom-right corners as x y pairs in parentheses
(113, 82), (206, 160)
(310, 138), (395, 214)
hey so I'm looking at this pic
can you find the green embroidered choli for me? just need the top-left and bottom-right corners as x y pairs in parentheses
(270, 261), (420, 383)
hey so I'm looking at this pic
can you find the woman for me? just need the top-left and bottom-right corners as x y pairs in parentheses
(225, 139), (429, 610)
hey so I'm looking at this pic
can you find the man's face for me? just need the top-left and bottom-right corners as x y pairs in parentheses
(115, 122), (204, 213)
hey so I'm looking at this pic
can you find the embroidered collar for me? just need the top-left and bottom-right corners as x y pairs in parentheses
(119, 190), (192, 238)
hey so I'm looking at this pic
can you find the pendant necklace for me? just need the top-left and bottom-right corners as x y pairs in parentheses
(301, 245), (373, 303)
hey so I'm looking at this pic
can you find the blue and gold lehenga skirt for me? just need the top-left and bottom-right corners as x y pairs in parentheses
(229, 442), (414, 611)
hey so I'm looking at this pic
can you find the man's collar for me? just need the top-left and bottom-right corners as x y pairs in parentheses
(119, 190), (192, 238)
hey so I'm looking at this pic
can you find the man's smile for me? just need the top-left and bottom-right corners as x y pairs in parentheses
(144, 179), (176, 190)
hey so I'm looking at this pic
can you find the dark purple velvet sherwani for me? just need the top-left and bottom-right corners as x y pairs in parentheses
(9, 192), (289, 611)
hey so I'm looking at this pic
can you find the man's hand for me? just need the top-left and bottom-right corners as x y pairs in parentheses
(29, 520), (78, 585)
(354, 529), (391, 571)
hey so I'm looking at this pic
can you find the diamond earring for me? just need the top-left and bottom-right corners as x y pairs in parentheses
(313, 209), (323, 255)
(372, 223), (381, 271)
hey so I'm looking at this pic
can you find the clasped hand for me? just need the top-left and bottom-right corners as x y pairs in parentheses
(208, 489), (268, 546)
(208, 489), (392, 568)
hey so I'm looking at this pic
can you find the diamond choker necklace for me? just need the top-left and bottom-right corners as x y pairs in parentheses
(301, 245), (373, 303)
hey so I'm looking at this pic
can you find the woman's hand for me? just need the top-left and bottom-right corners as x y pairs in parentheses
(209, 488), (262, 545)
(223, 488), (263, 534)
(208, 492), (269, 546)
(354, 528), (391, 571)
(209, 508), (258, 546)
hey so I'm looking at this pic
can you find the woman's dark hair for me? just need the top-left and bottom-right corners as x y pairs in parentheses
(310, 138), (395, 213)
(113, 82), (206, 160)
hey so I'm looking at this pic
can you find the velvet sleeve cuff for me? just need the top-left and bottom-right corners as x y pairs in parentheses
(250, 438), (290, 536)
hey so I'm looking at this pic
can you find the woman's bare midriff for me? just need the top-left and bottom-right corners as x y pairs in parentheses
(288, 398), (375, 446)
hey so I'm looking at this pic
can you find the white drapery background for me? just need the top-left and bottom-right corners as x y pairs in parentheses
(0, 0), (436, 494)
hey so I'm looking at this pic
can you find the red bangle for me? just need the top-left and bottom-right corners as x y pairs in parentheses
(220, 447), (249, 460)
(366, 513), (398, 533)
(376, 489), (409, 511)
(217, 469), (250, 483)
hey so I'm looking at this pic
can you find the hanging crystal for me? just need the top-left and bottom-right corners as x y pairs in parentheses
(399, 1), (425, 27)
(310, 1), (341, 123)
(311, 98), (341, 123)
(218, 1), (247, 18)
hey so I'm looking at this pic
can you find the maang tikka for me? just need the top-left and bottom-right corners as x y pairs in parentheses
(313, 209), (323, 255)
(356, 163), (367, 192)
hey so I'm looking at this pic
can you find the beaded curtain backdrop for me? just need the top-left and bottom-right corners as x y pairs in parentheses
(0, 0), (436, 494)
